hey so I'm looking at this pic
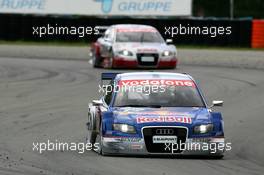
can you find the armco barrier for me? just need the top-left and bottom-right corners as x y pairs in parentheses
(0, 14), (252, 47)
(251, 20), (264, 48)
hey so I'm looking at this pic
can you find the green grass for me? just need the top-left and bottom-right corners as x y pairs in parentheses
(0, 40), (263, 51)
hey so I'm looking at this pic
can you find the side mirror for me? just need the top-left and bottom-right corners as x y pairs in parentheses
(92, 100), (103, 106)
(210, 100), (224, 108)
(104, 38), (111, 43)
(166, 39), (173, 44)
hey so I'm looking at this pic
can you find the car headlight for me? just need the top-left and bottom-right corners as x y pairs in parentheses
(113, 124), (136, 134)
(162, 50), (173, 57)
(193, 124), (214, 134)
(118, 50), (133, 56)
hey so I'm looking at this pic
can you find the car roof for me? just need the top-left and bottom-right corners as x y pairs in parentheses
(116, 72), (193, 81)
(111, 24), (156, 30)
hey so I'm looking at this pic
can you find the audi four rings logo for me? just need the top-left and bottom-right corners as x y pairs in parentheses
(156, 129), (174, 135)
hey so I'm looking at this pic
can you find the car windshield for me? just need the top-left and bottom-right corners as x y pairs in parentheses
(113, 84), (205, 108)
(116, 31), (164, 43)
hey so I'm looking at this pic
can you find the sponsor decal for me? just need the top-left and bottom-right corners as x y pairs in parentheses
(130, 144), (143, 150)
(119, 79), (195, 87)
(103, 137), (142, 142)
(153, 136), (177, 143)
(136, 116), (192, 124)
(118, 137), (142, 142)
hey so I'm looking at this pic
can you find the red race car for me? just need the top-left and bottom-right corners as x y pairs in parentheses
(90, 24), (178, 69)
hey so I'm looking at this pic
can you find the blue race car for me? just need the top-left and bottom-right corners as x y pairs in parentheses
(87, 72), (225, 157)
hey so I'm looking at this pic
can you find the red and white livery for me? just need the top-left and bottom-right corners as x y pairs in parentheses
(91, 24), (178, 69)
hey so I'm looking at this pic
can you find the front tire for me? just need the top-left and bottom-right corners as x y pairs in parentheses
(94, 129), (106, 155)
(103, 48), (114, 69)
(91, 49), (101, 68)
(86, 113), (97, 144)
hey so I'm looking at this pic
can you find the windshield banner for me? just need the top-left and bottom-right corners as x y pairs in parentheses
(118, 80), (196, 87)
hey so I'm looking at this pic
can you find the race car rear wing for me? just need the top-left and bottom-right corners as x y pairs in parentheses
(101, 72), (120, 80)
(100, 73), (121, 91)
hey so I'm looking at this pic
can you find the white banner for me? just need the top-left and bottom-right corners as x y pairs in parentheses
(0, 0), (192, 16)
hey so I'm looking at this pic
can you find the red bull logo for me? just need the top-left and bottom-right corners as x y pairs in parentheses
(136, 116), (192, 124)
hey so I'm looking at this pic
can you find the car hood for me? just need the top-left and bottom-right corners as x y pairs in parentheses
(113, 42), (175, 53)
(112, 107), (211, 127)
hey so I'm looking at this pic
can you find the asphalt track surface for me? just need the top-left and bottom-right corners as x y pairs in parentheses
(0, 54), (264, 175)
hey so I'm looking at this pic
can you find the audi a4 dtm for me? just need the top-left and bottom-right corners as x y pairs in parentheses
(87, 72), (226, 157)
(91, 24), (177, 69)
